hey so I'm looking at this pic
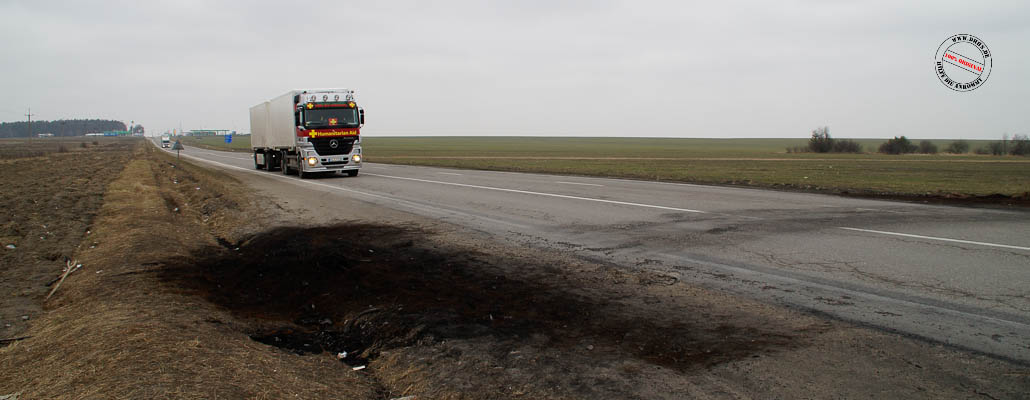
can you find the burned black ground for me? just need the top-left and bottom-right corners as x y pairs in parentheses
(159, 224), (799, 373)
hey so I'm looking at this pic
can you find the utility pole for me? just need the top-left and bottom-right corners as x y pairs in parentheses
(26, 108), (33, 137)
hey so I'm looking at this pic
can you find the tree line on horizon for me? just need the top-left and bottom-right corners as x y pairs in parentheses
(787, 126), (1030, 156)
(0, 119), (128, 138)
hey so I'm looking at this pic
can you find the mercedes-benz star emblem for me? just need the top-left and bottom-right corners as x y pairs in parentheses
(329, 139), (339, 149)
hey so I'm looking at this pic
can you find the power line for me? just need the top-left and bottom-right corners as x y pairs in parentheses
(26, 108), (33, 137)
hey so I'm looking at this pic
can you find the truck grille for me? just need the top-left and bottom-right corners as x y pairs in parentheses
(310, 138), (355, 155)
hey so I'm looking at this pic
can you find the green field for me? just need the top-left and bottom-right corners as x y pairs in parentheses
(176, 135), (1030, 199)
(178, 135), (254, 152)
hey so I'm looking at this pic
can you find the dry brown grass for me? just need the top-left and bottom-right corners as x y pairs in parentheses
(0, 142), (815, 399)
(0, 144), (377, 398)
(4, 141), (1027, 399)
(0, 137), (126, 160)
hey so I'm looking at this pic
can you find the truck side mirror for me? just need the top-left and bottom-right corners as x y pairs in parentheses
(359, 109), (365, 125)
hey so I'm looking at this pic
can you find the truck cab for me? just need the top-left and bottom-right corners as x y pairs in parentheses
(160, 135), (171, 148)
(293, 92), (364, 176)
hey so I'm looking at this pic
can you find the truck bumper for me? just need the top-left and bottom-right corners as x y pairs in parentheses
(300, 149), (362, 172)
(302, 164), (360, 172)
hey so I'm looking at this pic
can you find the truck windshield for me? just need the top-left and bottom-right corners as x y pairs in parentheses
(304, 108), (359, 128)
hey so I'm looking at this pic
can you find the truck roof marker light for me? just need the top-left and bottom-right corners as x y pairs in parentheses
(306, 103), (314, 109)
(334, 95), (340, 101)
(348, 102), (356, 108)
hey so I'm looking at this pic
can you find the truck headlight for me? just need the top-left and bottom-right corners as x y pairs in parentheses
(351, 154), (361, 163)
(307, 157), (317, 166)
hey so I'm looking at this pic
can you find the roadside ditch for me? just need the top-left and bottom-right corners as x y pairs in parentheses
(6, 140), (1025, 399)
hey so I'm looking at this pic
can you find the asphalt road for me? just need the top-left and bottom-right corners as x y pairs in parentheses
(160, 142), (1030, 363)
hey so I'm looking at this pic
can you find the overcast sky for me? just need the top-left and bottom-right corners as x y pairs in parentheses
(1, 0), (1027, 139)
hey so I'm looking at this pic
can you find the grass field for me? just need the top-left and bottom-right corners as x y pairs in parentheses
(174, 135), (1030, 199)
(177, 135), (253, 152)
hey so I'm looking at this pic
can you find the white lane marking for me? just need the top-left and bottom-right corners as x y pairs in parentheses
(839, 227), (1030, 251)
(371, 163), (705, 187)
(856, 208), (905, 214)
(164, 149), (531, 229)
(439, 172), (463, 176)
(556, 181), (604, 187)
(663, 251), (1030, 329)
(363, 173), (706, 214)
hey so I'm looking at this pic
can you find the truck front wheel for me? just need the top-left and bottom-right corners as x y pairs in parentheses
(346, 170), (358, 177)
(297, 157), (309, 179)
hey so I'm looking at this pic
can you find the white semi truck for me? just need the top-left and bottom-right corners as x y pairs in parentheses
(160, 134), (171, 148)
(250, 89), (364, 178)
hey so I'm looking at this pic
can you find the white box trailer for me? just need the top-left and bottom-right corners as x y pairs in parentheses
(250, 89), (364, 178)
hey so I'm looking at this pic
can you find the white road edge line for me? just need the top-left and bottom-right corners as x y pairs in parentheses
(160, 148), (547, 232)
(158, 143), (703, 215)
(439, 172), (463, 176)
(664, 251), (1030, 329)
(160, 147), (534, 227)
(156, 144), (703, 215)
(855, 207), (905, 214)
(364, 173), (706, 214)
(839, 227), (1030, 251)
(555, 181), (604, 187)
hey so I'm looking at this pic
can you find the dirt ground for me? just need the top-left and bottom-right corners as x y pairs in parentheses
(0, 138), (136, 339)
(1, 138), (1028, 399)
